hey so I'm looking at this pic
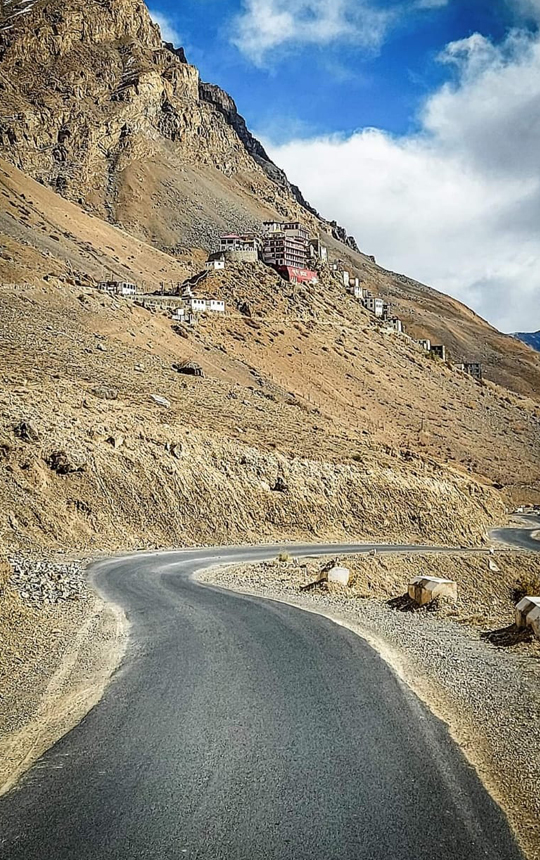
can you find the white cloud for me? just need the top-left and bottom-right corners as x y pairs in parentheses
(266, 28), (540, 332)
(231, 0), (394, 65)
(512, 0), (540, 20)
(149, 9), (183, 46)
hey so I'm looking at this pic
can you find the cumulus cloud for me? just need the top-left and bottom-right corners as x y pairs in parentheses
(149, 9), (183, 46)
(266, 28), (540, 332)
(231, 0), (395, 64)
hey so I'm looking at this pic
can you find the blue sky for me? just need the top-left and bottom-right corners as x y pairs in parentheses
(148, 1), (540, 332)
(150, 0), (523, 141)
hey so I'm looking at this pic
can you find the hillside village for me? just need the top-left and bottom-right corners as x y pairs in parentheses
(97, 219), (484, 381)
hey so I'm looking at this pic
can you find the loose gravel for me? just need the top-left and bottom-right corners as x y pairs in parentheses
(7, 555), (88, 605)
(200, 556), (540, 860)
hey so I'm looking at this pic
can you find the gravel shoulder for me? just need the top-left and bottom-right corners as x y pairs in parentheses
(0, 556), (127, 794)
(199, 552), (540, 860)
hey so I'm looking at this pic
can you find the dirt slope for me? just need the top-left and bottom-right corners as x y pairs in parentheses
(1, 264), (510, 554)
(2, 157), (540, 504)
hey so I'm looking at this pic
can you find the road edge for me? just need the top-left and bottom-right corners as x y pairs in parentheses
(0, 596), (128, 797)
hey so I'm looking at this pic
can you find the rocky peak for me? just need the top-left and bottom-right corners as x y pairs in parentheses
(0, 0), (358, 251)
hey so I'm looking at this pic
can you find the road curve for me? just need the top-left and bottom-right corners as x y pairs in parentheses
(0, 542), (524, 860)
(492, 513), (540, 551)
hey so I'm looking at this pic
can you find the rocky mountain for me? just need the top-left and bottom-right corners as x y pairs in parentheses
(2, 0), (539, 399)
(1, 0), (540, 562)
(0, 0), (356, 251)
(513, 332), (540, 352)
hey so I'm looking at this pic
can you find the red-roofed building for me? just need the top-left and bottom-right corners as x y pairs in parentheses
(277, 266), (319, 285)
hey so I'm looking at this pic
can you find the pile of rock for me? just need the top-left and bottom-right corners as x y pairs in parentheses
(7, 556), (87, 606)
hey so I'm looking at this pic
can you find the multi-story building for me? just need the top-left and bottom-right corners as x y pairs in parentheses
(364, 295), (384, 318)
(262, 221), (309, 269)
(388, 317), (403, 333)
(309, 238), (328, 263)
(219, 234), (260, 254)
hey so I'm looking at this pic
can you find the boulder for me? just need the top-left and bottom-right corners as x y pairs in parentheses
(408, 576), (457, 607)
(106, 435), (124, 449)
(173, 361), (204, 377)
(93, 386), (119, 400)
(47, 450), (86, 475)
(13, 421), (40, 443)
(327, 566), (351, 586)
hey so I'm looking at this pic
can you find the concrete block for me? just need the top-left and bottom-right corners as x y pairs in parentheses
(327, 566), (351, 586)
(529, 607), (540, 640)
(408, 576), (457, 606)
(515, 596), (540, 637)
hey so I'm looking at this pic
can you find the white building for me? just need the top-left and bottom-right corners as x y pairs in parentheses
(208, 299), (225, 313)
(184, 297), (226, 314)
(187, 297), (208, 313)
(364, 296), (384, 317)
(98, 281), (136, 297)
(342, 271), (350, 287)
(309, 238), (328, 262)
(283, 222), (309, 241)
(206, 259), (225, 271)
(117, 283), (136, 296)
(263, 221), (284, 234)
(349, 284), (364, 299)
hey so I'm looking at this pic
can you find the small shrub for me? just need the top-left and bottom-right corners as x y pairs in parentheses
(278, 552), (291, 563)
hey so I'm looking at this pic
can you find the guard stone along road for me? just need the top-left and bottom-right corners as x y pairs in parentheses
(0, 544), (524, 859)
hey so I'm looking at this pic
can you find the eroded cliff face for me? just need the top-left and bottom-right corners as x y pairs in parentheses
(0, 0), (363, 250)
(0, 0), (336, 244)
(0, 1), (232, 200)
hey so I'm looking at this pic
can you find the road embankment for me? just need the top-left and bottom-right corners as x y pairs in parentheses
(0, 555), (127, 795)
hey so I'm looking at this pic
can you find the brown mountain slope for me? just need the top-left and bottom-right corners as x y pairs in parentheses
(2, 0), (540, 402)
(0, 0), (332, 247)
(329, 249), (540, 399)
(1, 160), (540, 510)
(0, 274), (506, 555)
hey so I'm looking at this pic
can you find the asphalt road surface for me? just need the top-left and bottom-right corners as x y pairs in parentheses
(492, 513), (540, 550)
(0, 542), (525, 859)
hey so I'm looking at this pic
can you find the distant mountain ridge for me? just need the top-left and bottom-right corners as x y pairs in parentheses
(513, 332), (540, 352)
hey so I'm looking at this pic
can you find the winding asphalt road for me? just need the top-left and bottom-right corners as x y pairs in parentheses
(0, 540), (528, 859)
(492, 513), (540, 550)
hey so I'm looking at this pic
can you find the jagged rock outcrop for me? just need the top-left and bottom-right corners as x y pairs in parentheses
(199, 81), (321, 217)
(0, 0), (357, 250)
